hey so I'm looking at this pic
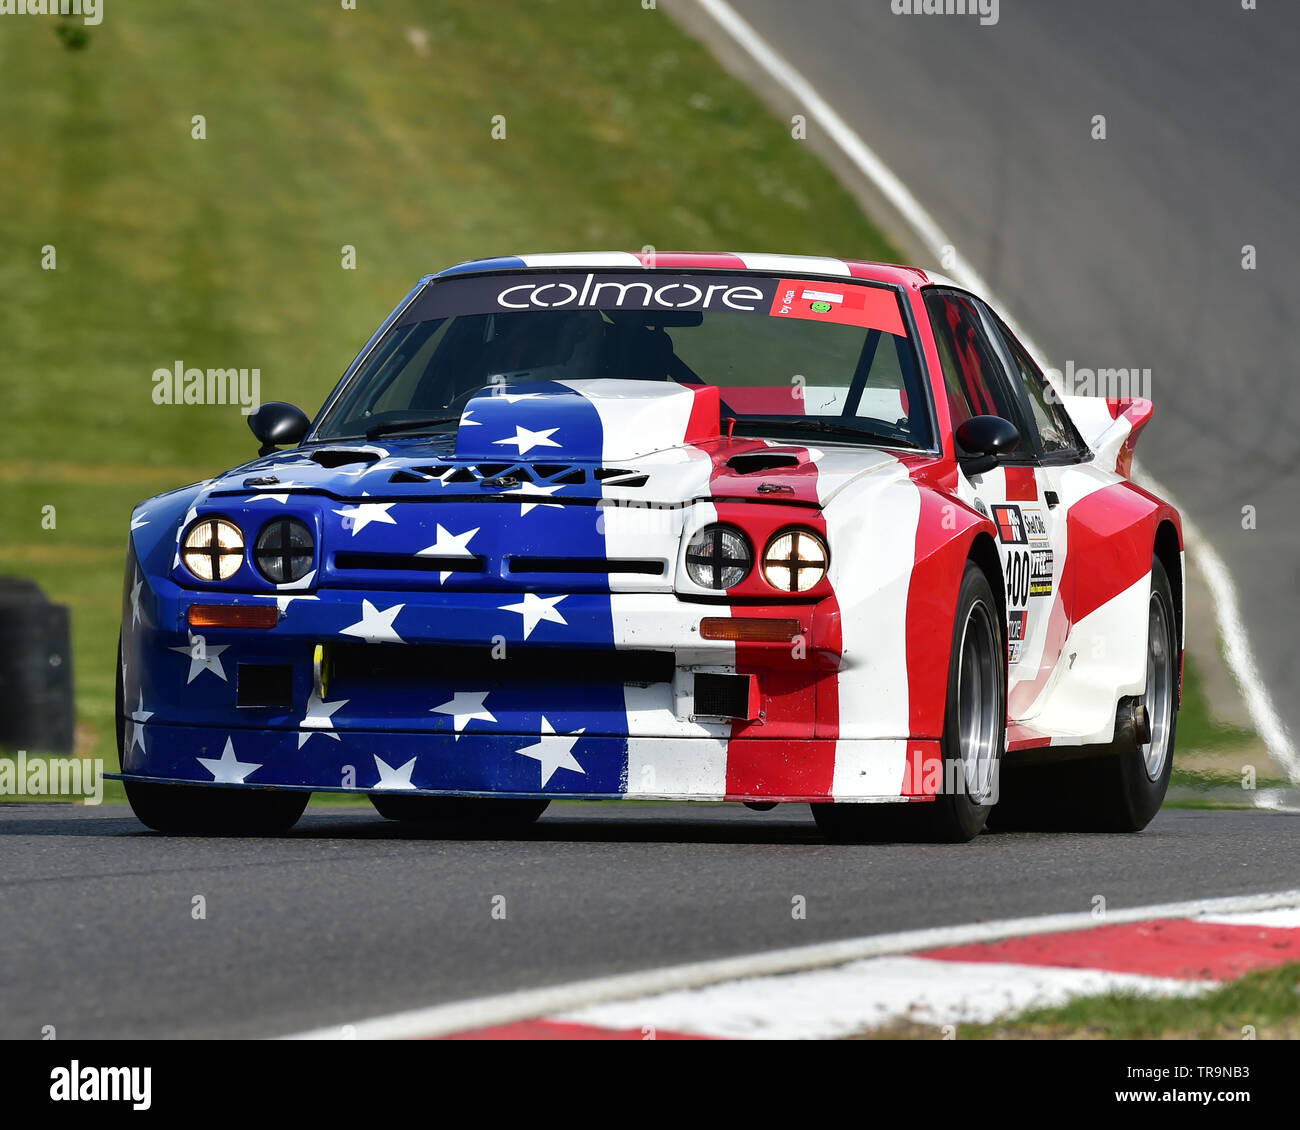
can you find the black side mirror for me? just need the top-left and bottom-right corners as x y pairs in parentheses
(248, 402), (310, 456)
(955, 414), (1020, 476)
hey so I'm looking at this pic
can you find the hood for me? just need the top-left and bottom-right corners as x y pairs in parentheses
(202, 379), (909, 507)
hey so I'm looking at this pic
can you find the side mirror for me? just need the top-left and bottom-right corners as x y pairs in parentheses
(249, 402), (310, 456)
(955, 414), (1020, 476)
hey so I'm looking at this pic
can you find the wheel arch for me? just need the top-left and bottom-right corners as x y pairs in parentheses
(1153, 517), (1184, 702)
(966, 529), (1007, 648)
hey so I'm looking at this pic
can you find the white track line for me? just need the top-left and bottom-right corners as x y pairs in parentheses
(286, 888), (1300, 1038)
(692, 0), (1296, 781)
(557, 958), (1208, 1040)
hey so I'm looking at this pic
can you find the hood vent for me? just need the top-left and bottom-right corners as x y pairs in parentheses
(309, 447), (385, 468)
(726, 452), (802, 475)
(389, 462), (648, 489)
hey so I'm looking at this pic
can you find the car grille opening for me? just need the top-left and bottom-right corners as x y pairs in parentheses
(237, 663), (294, 708)
(507, 557), (665, 576)
(327, 644), (674, 686)
(332, 552), (486, 575)
(693, 672), (757, 719)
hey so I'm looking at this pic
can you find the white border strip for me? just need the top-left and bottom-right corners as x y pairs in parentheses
(691, 0), (1296, 780)
(287, 888), (1300, 1038)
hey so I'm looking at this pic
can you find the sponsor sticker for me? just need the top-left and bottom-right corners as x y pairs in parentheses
(1029, 546), (1054, 597)
(405, 273), (778, 322)
(1008, 610), (1027, 664)
(1021, 506), (1049, 542)
(768, 278), (905, 334)
(992, 503), (1048, 546)
(407, 272), (906, 338)
(992, 504), (1027, 545)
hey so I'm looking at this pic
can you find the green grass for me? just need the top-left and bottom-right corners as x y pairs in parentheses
(954, 961), (1300, 1040)
(1174, 653), (1256, 752)
(0, 0), (899, 791)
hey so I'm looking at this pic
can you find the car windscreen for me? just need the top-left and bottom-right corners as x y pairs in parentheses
(312, 271), (930, 448)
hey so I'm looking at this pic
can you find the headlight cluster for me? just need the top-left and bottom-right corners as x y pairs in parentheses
(684, 524), (828, 593)
(685, 525), (753, 590)
(181, 518), (245, 581)
(253, 518), (314, 584)
(181, 517), (315, 584)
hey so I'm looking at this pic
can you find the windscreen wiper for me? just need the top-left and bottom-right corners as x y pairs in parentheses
(734, 417), (920, 448)
(364, 416), (461, 439)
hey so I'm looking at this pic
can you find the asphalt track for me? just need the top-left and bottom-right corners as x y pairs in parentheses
(1, 803), (1296, 1039)
(686, 0), (1300, 749)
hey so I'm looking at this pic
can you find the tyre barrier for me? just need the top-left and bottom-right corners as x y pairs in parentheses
(0, 576), (75, 753)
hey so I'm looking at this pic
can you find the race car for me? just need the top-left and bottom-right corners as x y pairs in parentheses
(114, 252), (1182, 842)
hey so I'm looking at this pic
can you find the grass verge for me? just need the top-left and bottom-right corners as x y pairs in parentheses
(954, 961), (1300, 1040)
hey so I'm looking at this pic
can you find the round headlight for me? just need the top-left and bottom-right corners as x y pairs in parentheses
(685, 525), (752, 590)
(182, 518), (245, 581)
(762, 529), (829, 593)
(254, 518), (315, 584)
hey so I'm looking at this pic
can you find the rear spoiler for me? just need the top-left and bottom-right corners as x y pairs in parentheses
(1060, 394), (1154, 478)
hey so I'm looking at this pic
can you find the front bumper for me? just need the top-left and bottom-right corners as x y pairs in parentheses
(112, 725), (942, 802)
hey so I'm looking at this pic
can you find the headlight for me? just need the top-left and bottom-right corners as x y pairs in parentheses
(254, 518), (315, 584)
(685, 525), (752, 590)
(181, 518), (245, 581)
(762, 528), (829, 592)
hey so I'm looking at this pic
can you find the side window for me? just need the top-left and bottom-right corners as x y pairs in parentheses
(994, 320), (1079, 455)
(924, 290), (1027, 453)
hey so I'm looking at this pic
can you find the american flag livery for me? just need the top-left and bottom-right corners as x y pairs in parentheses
(114, 253), (1184, 838)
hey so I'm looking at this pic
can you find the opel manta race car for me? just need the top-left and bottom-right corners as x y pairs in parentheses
(114, 252), (1182, 842)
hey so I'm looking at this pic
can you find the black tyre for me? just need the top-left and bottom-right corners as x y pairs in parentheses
(125, 780), (308, 835)
(115, 636), (126, 768)
(370, 794), (549, 829)
(814, 562), (1005, 844)
(990, 555), (1178, 833)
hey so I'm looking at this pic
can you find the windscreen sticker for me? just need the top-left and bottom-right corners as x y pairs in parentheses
(404, 272), (908, 335)
(768, 278), (905, 335)
(406, 273), (778, 322)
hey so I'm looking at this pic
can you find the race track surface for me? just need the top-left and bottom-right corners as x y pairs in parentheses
(708, 0), (1300, 744)
(2, 803), (1296, 1038)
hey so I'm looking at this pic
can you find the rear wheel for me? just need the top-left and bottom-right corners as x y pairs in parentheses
(814, 562), (1005, 843)
(370, 795), (549, 830)
(125, 780), (308, 835)
(991, 555), (1178, 832)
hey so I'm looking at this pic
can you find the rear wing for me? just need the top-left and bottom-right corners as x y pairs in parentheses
(1061, 394), (1154, 478)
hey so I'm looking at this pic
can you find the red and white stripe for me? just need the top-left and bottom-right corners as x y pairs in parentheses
(423, 900), (1300, 1041)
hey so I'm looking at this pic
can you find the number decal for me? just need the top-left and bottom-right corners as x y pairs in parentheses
(1006, 549), (1030, 607)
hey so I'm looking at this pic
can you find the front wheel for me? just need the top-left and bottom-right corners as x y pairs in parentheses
(125, 780), (308, 835)
(814, 562), (1005, 843)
